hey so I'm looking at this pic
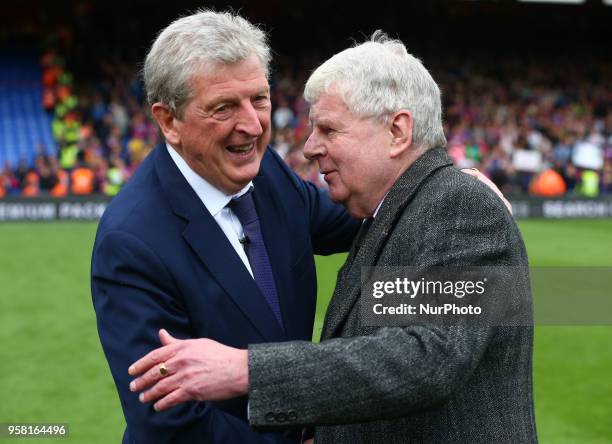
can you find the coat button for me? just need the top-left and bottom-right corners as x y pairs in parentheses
(287, 410), (297, 421)
(265, 412), (275, 422)
(276, 412), (287, 423)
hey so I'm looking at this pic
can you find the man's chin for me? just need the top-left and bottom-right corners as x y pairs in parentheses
(329, 191), (352, 210)
(231, 156), (263, 181)
(336, 196), (370, 219)
(227, 171), (260, 193)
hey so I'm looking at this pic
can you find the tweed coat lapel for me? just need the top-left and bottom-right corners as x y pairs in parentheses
(321, 148), (453, 339)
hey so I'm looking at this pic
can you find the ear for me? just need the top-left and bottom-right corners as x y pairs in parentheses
(151, 103), (181, 146)
(388, 109), (413, 158)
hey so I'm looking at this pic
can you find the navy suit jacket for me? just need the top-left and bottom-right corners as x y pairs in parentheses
(91, 145), (358, 443)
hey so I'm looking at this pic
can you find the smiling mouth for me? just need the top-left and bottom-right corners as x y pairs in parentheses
(226, 143), (255, 155)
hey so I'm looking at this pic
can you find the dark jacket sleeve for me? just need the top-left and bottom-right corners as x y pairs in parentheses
(247, 175), (527, 427)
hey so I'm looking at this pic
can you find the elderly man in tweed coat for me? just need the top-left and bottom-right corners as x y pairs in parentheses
(129, 32), (537, 443)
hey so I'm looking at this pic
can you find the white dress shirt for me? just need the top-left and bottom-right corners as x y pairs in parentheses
(372, 192), (387, 218)
(166, 143), (254, 278)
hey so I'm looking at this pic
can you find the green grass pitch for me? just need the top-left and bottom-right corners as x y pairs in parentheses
(0, 219), (611, 443)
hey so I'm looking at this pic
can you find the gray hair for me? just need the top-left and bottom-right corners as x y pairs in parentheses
(144, 9), (271, 118)
(304, 31), (446, 149)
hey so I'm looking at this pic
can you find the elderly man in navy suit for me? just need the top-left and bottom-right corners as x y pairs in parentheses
(91, 10), (358, 444)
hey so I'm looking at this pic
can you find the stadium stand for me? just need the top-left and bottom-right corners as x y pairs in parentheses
(0, 0), (610, 198)
(0, 50), (56, 169)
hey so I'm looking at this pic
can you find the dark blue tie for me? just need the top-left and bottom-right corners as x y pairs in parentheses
(228, 190), (284, 329)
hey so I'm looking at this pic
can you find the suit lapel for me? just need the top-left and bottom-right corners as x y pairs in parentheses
(154, 145), (285, 342)
(322, 148), (453, 339)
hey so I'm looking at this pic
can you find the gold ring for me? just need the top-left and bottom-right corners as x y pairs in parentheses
(159, 363), (168, 377)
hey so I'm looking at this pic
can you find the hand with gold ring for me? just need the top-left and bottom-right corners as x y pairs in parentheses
(128, 329), (249, 412)
(159, 363), (169, 377)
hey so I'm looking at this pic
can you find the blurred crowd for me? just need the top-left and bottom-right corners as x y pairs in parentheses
(439, 56), (612, 197)
(0, 46), (156, 198)
(1, 49), (611, 199)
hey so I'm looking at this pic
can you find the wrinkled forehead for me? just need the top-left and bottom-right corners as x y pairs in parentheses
(308, 91), (351, 123)
(189, 56), (270, 97)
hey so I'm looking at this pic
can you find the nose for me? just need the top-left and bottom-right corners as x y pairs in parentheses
(304, 131), (325, 160)
(235, 102), (263, 137)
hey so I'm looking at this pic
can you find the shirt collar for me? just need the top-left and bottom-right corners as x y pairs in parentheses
(372, 192), (388, 218)
(166, 143), (253, 217)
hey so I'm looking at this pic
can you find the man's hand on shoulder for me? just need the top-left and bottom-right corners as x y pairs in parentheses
(128, 329), (249, 412)
(461, 168), (512, 213)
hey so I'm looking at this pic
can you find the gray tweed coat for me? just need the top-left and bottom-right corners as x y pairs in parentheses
(248, 148), (537, 443)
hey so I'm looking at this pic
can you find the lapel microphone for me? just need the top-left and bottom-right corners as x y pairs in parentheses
(239, 236), (250, 245)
